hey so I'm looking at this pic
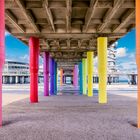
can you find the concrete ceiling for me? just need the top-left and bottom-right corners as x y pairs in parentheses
(5, 0), (135, 70)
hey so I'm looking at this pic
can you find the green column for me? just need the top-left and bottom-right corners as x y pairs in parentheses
(79, 61), (83, 95)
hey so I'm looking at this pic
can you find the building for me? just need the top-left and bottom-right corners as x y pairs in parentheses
(107, 46), (119, 84)
(93, 46), (119, 84)
(2, 60), (43, 84)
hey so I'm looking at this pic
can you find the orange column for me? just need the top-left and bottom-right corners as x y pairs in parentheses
(0, 0), (5, 126)
(136, 0), (140, 128)
(60, 69), (63, 86)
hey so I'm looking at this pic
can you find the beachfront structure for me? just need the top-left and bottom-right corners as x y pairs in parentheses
(0, 0), (139, 128)
(2, 60), (43, 84)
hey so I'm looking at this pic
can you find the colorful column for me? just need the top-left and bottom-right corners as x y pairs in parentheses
(43, 52), (49, 96)
(60, 68), (63, 86)
(50, 58), (55, 95)
(29, 37), (39, 103)
(136, 0), (140, 128)
(0, 0), (5, 126)
(79, 61), (83, 94)
(87, 52), (93, 97)
(73, 65), (78, 87)
(82, 58), (87, 95)
(98, 37), (107, 103)
(57, 68), (59, 87)
(54, 61), (57, 95)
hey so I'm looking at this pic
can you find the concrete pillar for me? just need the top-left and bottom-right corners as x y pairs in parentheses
(50, 57), (55, 95)
(73, 65), (78, 87)
(87, 52), (93, 97)
(0, 0), (5, 126)
(9, 76), (13, 84)
(60, 68), (63, 86)
(65, 75), (67, 84)
(63, 75), (65, 84)
(98, 37), (107, 103)
(15, 76), (18, 84)
(79, 61), (83, 95)
(22, 76), (24, 84)
(82, 58), (87, 95)
(43, 52), (49, 96)
(2, 76), (5, 84)
(7, 76), (9, 84)
(29, 37), (39, 103)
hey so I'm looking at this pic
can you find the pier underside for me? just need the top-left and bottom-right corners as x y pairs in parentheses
(0, 0), (140, 131)
(5, 0), (135, 68)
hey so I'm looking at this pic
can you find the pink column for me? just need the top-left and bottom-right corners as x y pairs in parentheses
(43, 52), (49, 96)
(29, 37), (39, 103)
(0, 0), (5, 126)
(73, 65), (78, 87)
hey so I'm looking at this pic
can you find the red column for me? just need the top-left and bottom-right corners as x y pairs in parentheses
(0, 0), (5, 126)
(136, 0), (140, 128)
(29, 37), (39, 103)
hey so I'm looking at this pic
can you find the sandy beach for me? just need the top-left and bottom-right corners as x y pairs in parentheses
(2, 83), (137, 106)
(0, 83), (139, 140)
(2, 94), (29, 106)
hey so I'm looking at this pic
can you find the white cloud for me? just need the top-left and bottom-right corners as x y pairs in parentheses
(117, 61), (137, 73)
(129, 53), (135, 59)
(111, 41), (118, 47)
(20, 54), (29, 62)
(5, 31), (10, 36)
(116, 47), (127, 58)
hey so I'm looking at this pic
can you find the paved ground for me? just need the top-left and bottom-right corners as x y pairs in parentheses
(0, 84), (140, 140)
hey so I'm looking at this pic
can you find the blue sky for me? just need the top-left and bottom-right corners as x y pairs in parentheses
(5, 29), (137, 72)
(116, 29), (136, 73)
(5, 32), (43, 65)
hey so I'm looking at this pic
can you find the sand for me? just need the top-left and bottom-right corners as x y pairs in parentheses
(0, 93), (140, 140)
(0, 84), (139, 140)
(2, 94), (29, 106)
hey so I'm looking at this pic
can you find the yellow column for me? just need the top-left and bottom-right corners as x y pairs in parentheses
(87, 51), (93, 97)
(98, 37), (107, 103)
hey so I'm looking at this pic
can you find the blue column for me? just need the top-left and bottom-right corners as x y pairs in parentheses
(54, 61), (57, 95)
(50, 57), (55, 95)
(79, 61), (83, 95)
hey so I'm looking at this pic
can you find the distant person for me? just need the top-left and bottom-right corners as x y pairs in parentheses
(71, 80), (73, 85)
(108, 75), (111, 85)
